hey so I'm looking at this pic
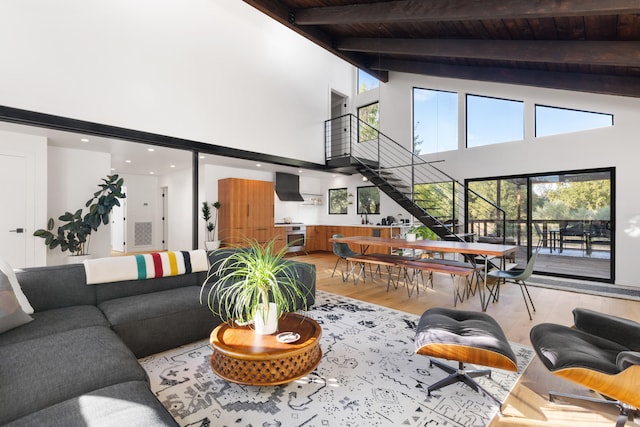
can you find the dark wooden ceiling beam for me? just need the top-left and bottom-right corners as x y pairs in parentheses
(373, 57), (640, 98)
(242, 0), (388, 81)
(338, 38), (640, 67)
(293, 0), (640, 25)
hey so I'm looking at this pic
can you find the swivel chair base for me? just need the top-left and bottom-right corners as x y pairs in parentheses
(549, 391), (639, 427)
(427, 359), (504, 410)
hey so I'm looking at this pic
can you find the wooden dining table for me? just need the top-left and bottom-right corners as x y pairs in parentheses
(329, 235), (519, 311)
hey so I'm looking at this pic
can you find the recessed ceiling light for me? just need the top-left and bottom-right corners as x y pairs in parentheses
(147, 148), (155, 152)
(149, 171), (155, 175)
(170, 164), (175, 168)
(80, 138), (89, 142)
(125, 160), (132, 163)
(199, 155), (205, 159)
(298, 170), (303, 174)
(256, 163), (261, 167)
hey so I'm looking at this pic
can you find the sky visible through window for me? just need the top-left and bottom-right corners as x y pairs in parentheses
(413, 88), (458, 154)
(412, 88), (615, 153)
(536, 105), (613, 137)
(467, 95), (524, 147)
(358, 69), (379, 93)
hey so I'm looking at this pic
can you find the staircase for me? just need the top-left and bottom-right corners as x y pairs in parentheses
(324, 114), (506, 243)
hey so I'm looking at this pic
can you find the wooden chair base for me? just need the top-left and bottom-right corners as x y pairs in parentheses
(549, 391), (638, 427)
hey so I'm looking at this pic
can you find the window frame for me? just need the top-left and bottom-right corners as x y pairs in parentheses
(466, 94), (524, 148)
(356, 185), (380, 215)
(328, 187), (349, 215)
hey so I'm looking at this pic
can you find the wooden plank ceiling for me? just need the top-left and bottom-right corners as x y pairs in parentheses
(242, 0), (640, 97)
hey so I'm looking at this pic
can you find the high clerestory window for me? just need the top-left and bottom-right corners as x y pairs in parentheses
(358, 69), (379, 94)
(535, 105), (613, 137)
(466, 95), (524, 148)
(413, 88), (458, 154)
(358, 102), (379, 142)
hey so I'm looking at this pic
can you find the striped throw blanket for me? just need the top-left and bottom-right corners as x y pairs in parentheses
(84, 250), (208, 285)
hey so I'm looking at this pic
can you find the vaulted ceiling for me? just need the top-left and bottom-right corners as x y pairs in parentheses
(242, 0), (640, 98)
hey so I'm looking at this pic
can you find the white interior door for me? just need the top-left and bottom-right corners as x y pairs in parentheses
(330, 91), (348, 157)
(0, 154), (28, 267)
(110, 186), (127, 253)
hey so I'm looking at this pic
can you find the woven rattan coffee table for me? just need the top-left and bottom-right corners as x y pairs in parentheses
(209, 312), (322, 386)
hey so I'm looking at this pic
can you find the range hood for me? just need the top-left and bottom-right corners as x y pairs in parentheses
(275, 172), (304, 202)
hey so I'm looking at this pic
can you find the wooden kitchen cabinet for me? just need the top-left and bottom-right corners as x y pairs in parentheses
(305, 226), (319, 252)
(218, 178), (275, 247)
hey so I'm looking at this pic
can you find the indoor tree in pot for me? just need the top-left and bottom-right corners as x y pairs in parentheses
(201, 200), (221, 250)
(200, 238), (308, 335)
(33, 174), (126, 261)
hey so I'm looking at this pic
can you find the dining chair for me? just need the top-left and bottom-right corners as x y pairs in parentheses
(331, 234), (360, 281)
(486, 244), (540, 319)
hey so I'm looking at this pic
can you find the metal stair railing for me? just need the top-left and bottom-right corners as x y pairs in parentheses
(324, 114), (506, 242)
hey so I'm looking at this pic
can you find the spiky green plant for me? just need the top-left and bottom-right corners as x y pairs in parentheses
(200, 238), (308, 327)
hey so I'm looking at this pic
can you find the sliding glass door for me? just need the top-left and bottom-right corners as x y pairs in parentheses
(467, 168), (614, 282)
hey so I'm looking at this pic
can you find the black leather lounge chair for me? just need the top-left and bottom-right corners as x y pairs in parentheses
(530, 308), (640, 426)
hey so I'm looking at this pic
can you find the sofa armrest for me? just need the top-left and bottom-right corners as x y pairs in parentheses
(573, 308), (640, 351)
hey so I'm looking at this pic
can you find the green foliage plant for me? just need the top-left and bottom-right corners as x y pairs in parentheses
(412, 225), (438, 240)
(200, 238), (308, 328)
(33, 174), (126, 256)
(201, 200), (221, 242)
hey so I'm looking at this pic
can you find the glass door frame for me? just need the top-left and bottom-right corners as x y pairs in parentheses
(466, 167), (615, 283)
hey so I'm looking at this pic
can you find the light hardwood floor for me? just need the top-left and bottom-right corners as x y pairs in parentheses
(290, 252), (640, 427)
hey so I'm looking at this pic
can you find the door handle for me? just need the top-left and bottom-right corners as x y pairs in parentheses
(9, 228), (25, 233)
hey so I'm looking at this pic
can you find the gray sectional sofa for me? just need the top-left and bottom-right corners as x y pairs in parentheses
(0, 249), (316, 426)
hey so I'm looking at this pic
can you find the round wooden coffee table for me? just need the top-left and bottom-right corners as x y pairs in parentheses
(209, 312), (322, 386)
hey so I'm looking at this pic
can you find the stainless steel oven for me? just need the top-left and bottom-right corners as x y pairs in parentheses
(285, 224), (306, 252)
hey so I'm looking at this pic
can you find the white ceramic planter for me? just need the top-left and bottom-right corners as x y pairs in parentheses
(67, 254), (91, 264)
(205, 241), (221, 251)
(405, 233), (417, 242)
(254, 302), (279, 335)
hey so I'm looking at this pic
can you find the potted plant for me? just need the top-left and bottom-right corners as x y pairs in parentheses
(202, 200), (221, 250)
(33, 174), (126, 261)
(200, 238), (308, 335)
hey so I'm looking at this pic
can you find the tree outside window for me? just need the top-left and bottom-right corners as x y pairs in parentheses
(357, 186), (380, 214)
(329, 188), (348, 214)
(358, 102), (379, 142)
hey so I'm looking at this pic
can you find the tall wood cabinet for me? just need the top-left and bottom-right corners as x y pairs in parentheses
(218, 178), (277, 247)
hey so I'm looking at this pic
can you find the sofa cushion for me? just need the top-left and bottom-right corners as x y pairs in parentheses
(0, 325), (147, 425)
(16, 264), (96, 311)
(0, 269), (33, 334)
(94, 271), (207, 304)
(0, 305), (109, 347)
(5, 381), (177, 427)
(98, 286), (220, 357)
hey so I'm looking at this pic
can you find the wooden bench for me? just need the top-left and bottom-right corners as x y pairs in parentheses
(345, 254), (400, 291)
(395, 258), (477, 304)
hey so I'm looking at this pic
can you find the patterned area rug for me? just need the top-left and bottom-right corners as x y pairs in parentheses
(139, 291), (534, 427)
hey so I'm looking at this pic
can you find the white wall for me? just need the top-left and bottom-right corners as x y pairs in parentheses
(0, 0), (353, 165)
(47, 147), (111, 265)
(120, 174), (162, 253)
(363, 72), (640, 286)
